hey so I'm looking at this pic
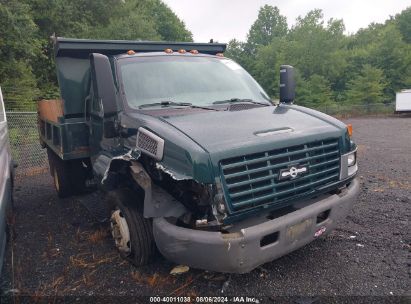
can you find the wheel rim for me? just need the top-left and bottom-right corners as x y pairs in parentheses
(53, 168), (60, 192)
(110, 209), (131, 254)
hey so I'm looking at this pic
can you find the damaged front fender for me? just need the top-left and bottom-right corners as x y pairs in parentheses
(129, 162), (187, 218)
(155, 163), (192, 181)
(99, 149), (139, 185)
(93, 151), (209, 220)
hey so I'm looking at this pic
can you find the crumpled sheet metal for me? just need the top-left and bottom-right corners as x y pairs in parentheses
(155, 163), (191, 181)
(101, 149), (140, 185)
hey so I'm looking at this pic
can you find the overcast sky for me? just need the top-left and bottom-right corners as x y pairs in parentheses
(163, 0), (410, 42)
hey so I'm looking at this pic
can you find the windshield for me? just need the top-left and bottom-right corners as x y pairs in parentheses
(118, 55), (271, 109)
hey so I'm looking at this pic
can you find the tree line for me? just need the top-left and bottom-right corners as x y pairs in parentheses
(226, 5), (411, 110)
(0, 1), (410, 111)
(0, 0), (192, 110)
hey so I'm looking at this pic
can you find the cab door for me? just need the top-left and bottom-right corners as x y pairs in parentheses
(88, 53), (121, 182)
(88, 84), (104, 159)
(88, 53), (119, 160)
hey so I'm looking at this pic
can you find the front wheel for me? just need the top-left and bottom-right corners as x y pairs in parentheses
(107, 189), (155, 266)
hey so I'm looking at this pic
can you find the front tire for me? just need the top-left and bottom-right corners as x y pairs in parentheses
(107, 189), (155, 266)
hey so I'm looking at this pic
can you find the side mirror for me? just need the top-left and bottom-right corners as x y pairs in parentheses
(90, 53), (117, 116)
(279, 65), (295, 103)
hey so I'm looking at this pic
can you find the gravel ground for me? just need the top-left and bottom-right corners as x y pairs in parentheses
(1, 117), (410, 302)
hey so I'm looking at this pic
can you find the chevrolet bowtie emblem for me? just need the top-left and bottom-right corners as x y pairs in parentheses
(278, 164), (308, 180)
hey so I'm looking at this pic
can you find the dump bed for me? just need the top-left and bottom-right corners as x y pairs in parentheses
(39, 37), (226, 160)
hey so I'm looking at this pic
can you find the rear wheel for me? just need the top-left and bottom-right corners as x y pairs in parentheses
(107, 188), (155, 266)
(50, 156), (72, 198)
(47, 148), (90, 198)
(69, 159), (90, 194)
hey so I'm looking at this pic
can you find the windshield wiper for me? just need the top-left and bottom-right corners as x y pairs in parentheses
(212, 98), (270, 106)
(139, 100), (218, 111)
(139, 101), (190, 108)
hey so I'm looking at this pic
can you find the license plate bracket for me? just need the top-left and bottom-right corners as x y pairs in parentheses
(286, 218), (313, 242)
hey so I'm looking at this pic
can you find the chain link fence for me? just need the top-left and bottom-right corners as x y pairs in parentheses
(6, 112), (48, 178)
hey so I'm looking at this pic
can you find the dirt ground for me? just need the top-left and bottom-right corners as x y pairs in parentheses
(1, 117), (410, 303)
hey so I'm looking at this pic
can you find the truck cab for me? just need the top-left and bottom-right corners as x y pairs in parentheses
(39, 38), (359, 273)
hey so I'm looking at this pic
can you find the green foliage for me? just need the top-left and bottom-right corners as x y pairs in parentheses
(225, 39), (246, 64)
(246, 5), (287, 51)
(346, 64), (388, 105)
(396, 7), (411, 43)
(1, 1), (410, 113)
(86, 0), (193, 41)
(87, 1), (161, 41)
(0, 0), (192, 110)
(0, 0), (41, 110)
(296, 74), (334, 107)
(286, 10), (347, 83)
(368, 24), (411, 96)
(252, 40), (285, 97)
(139, 0), (193, 41)
(225, 5), (411, 111)
(1, 60), (41, 111)
(27, 0), (120, 38)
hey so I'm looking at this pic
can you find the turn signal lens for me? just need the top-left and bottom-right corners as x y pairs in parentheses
(216, 52), (224, 57)
(127, 50), (136, 55)
(347, 124), (353, 137)
(164, 48), (173, 54)
(190, 49), (199, 54)
(178, 49), (186, 54)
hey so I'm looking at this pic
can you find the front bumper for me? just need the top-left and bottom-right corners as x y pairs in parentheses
(153, 178), (360, 273)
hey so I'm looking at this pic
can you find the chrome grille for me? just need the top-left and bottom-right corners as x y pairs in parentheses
(220, 138), (341, 212)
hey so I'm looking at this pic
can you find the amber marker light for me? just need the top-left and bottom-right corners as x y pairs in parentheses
(347, 124), (353, 137)
(190, 49), (199, 54)
(216, 53), (224, 57)
(164, 48), (173, 54)
(127, 50), (136, 55)
(178, 49), (186, 54)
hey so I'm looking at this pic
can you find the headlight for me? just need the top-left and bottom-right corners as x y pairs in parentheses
(347, 151), (356, 167)
(340, 149), (358, 180)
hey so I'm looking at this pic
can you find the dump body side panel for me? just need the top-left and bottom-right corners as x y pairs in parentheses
(38, 116), (90, 160)
(55, 57), (91, 117)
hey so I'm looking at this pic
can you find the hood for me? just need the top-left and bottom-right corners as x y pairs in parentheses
(121, 104), (348, 183)
(158, 105), (347, 161)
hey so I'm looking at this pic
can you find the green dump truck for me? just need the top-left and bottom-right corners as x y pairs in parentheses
(38, 37), (359, 273)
